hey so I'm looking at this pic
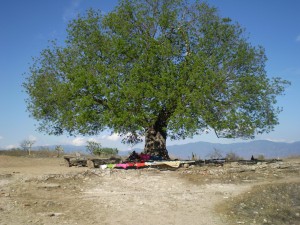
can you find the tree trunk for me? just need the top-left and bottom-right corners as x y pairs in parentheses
(143, 115), (170, 159)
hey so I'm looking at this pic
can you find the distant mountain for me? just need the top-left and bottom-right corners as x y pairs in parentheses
(32, 140), (300, 159)
(33, 145), (87, 153)
(33, 145), (137, 155)
(167, 140), (300, 159)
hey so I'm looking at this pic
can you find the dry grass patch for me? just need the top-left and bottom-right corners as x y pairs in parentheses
(0, 149), (60, 158)
(218, 181), (300, 224)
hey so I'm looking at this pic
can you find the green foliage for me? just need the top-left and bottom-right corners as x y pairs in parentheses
(55, 145), (64, 157)
(101, 147), (119, 157)
(23, 0), (289, 146)
(86, 141), (102, 155)
(86, 141), (118, 156)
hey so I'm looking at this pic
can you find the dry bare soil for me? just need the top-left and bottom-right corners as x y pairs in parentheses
(0, 155), (299, 225)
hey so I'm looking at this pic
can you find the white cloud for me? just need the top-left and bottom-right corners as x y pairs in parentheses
(101, 133), (121, 141)
(265, 138), (294, 143)
(63, 0), (82, 22)
(62, 133), (123, 147)
(296, 35), (300, 42)
(5, 145), (18, 150)
(67, 136), (114, 146)
(71, 137), (88, 146)
(28, 135), (37, 142)
(67, 134), (121, 146)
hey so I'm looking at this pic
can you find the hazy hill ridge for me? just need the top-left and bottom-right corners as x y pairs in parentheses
(33, 140), (300, 159)
(167, 140), (300, 159)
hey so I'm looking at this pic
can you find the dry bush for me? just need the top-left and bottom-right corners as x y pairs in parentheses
(257, 154), (266, 160)
(0, 148), (58, 158)
(32, 149), (58, 158)
(207, 148), (223, 159)
(0, 149), (27, 157)
(218, 182), (300, 224)
(191, 152), (200, 160)
(225, 151), (243, 161)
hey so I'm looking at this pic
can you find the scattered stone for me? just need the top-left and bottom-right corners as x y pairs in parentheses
(43, 201), (56, 207)
(183, 163), (190, 168)
(278, 164), (291, 169)
(48, 212), (64, 217)
(37, 183), (61, 189)
(230, 162), (239, 167)
(0, 174), (13, 178)
(239, 202), (247, 209)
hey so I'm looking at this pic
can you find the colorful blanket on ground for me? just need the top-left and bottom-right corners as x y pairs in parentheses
(152, 161), (181, 168)
(102, 161), (194, 169)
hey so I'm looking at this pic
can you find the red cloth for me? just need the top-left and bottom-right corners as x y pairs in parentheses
(135, 162), (146, 168)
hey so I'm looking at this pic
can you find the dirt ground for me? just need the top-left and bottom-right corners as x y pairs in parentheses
(0, 155), (299, 225)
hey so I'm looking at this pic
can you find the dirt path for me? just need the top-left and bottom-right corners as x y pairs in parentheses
(82, 169), (252, 225)
(0, 156), (299, 225)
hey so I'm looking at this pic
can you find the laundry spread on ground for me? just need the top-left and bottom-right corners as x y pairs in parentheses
(64, 152), (195, 169)
(101, 160), (193, 169)
(99, 151), (194, 170)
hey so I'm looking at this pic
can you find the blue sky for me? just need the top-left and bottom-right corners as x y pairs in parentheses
(0, 0), (299, 151)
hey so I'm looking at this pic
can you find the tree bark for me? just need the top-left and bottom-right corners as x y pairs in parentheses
(143, 114), (170, 159)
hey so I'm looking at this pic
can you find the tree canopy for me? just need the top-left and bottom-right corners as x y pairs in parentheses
(23, 0), (289, 157)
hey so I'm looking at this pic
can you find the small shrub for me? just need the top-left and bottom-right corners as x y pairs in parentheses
(100, 147), (119, 157)
(257, 154), (265, 160)
(191, 152), (200, 160)
(33, 149), (58, 157)
(0, 148), (58, 158)
(86, 141), (118, 157)
(207, 148), (223, 159)
(0, 149), (26, 157)
(55, 145), (64, 157)
(20, 139), (36, 155)
(86, 141), (102, 155)
(225, 151), (243, 161)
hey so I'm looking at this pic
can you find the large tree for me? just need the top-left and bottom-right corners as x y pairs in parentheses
(23, 0), (289, 159)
